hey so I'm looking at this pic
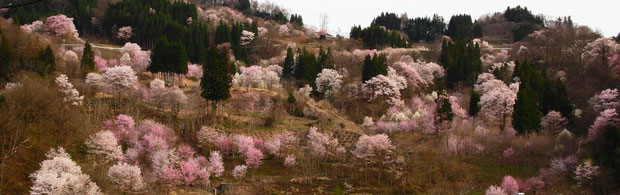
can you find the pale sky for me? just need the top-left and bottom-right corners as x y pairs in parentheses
(256, 0), (620, 37)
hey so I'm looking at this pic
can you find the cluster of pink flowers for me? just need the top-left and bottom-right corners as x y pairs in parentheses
(352, 134), (394, 163)
(315, 69), (343, 97)
(107, 162), (145, 192)
(391, 56), (444, 90)
(588, 88), (619, 113)
(187, 64), (203, 79)
(307, 127), (339, 159)
(361, 68), (407, 104)
(120, 42), (151, 71)
(581, 38), (619, 63)
(21, 14), (79, 39)
(240, 30), (255, 46)
(587, 109), (619, 142)
(540, 111), (568, 133)
(117, 26), (133, 40)
(235, 65), (281, 89)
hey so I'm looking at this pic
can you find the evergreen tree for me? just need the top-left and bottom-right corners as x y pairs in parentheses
(282, 47), (294, 79)
(403, 14), (446, 43)
(440, 39), (482, 88)
(201, 45), (232, 114)
(35, 46), (56, 76)
(361, 54), (388, 83)
(237, 0), (251, 14)
(473, 22), (483, 38)
(446, 14), (473, 41)
(436, 95), (454, 124)
(215, 21), (232, 44)
(0, 29), (13, 81)
(148, 37), (188, 83)
(80, 41), (95, 75)
(469, 90), (480, 116)
(294, 48), (321, 84)
(591, 125), (620, 188)
(370, 12), (401, 31)
(513, 86), (541, 134)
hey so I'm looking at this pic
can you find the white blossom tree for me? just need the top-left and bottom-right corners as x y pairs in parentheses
(107, 162), (145, 192)
(55, 74), (83, 106)
(85, 130), (125, 164)
(315, 69), (343, 97)
(30, 147), (101, 194)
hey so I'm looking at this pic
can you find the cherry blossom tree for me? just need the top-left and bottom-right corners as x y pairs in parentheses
(179, 157), (210, 185)
(148, 79), (188, 115)
(232, 165), (247, 179)
(240, 30), (255, 46)
(104, 114), (135, 143)
(235, 135), (255, 154)
(209, 151), (224, 177)
(353, 133), (394, 158)
(541, 111), (568, 133)
(121, 43), (151, 71)
(574, 160), (600, 187)
(307, 127), (338, 159)
(284, 155), (296, 167)
(582, 38), (619, 63)
(30, 148), (101, 194)
(588, 88), (619, 113)
(63, 50), (79, 62)
(239, 65), (281, 89)
(187, 64), (203, 79)
(524, 177), (545, 192)
(297, 84), (312, 99)
(85, 130), (125, 164)
(43, 14), (78, 39)
(55, 74), (83, 106)
(21, 21), (44, 33)
(257, 27), (268, 37)
(197, 126), (220, 144)
(107, 162), (145, 192)
(362, 73), (406, 104)
(501, 175), (519, 194)
(244, 147), (264, 168)
(587, 109), (619, 142)
(117, 26), (133, 40)
(479, 86), (517, 131)
(86, 65), (138, 99)
(485, 185), (506, 195)
(264, 138), (282, 156)
(315, 68), (343, 97)
(279, 25), (290, 35)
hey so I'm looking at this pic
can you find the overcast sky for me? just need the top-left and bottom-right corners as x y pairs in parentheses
(256, 0), (619, 37)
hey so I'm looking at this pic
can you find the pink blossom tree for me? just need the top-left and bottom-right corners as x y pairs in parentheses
(117, 26), (133, 40)
(85, 130), (125, 164)
(582, 38), (619, 63)
(232, 165), (247, 179)
(86, 65), (138, 99)
(107, 162), (145, 192)
(589, 88), (619, 113)
(121, 43), (151, 71)
(587, 109), (619, 142)
(284, 155), (296, 167)
(315, 68), (343, 97)
(501, 175), (519, 194)
(187, 64), (203, 79)
(209, 151), (224, 177)
(485, 185), (506, 195)
(479, 87), (517, 131)
(244, 147), (264, 168)
(574, 160), (600, 187)
(307, 127), (338, 159)
(540, 111), (568, 134)
(30, 148), (101, 194)
(179, 157), (210, 185)
(42, 14), (79, 38)
(103, 114), (135, 143)
(240, 30), (255, 46)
